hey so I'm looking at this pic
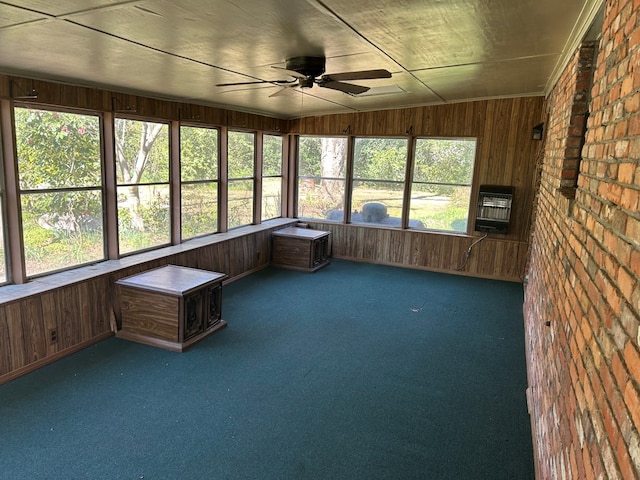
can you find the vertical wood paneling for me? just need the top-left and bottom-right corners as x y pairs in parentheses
(0, 306), (11, 371)
(1, 75), (285, 129)
(40, 291), (60, 356)
(0, 223), (291, 381)
(21, 297), (45, 362)
(308, 222), (527, 281)
(290, 96), (544, 242)
(6, 303), (25, 371)
(0, 74), (542, 382)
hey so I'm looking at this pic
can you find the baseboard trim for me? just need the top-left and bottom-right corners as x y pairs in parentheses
(330, 255), (524, 283)
(0, 331), (114, 385)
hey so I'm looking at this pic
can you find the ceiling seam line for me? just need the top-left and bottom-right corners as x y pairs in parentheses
(313, 0), (447, 103)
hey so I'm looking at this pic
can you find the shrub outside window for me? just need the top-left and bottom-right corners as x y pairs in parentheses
(14, 107), (105, 276)
(227, 131), (255, 228)
(180, 126), (219, 239)
(409, 138), (476, 232)
(262, 134), (283, 220)
(115, 118), (170, 254)
(297, 136), (347, 222)
(351, 138), (408, 227)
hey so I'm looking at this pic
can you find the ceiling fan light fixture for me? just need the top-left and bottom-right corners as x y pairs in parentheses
(298, 77), (315, 88)
(217, 55), (391, 97)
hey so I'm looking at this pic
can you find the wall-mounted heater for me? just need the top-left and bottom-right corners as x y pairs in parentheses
(474, 185), (514, 234)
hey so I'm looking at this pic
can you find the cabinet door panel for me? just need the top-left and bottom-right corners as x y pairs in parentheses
(205, 285), (222, 329)
(184, 293), (203, 340)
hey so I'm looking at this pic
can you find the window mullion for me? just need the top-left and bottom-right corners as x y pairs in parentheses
(402, 135), (416, 229)
(1, 99), (25, 283)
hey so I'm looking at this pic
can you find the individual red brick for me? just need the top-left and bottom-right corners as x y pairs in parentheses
(629, 114), (640, 136)
(621, 187), (639, 210)
(625, 90), (639, 113)
(616, 435), (637, 480)
(613, 351), (630, 391)
(623, 381), (640, 431)
(617, 162), (635, 183)
(630, 249), (640, 277)
(617, 266), (636, 301)
(624, 341), (640, 383)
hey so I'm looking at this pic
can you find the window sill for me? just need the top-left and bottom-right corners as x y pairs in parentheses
(0, 218), (296, 305)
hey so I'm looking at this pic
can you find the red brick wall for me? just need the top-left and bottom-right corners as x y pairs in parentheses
(524, 0), (640, 478)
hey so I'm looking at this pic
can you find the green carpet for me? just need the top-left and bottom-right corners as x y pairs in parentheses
(0, 260), (534, 479)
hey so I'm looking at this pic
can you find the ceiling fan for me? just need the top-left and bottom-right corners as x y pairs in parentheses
(215, 56), (392, 96)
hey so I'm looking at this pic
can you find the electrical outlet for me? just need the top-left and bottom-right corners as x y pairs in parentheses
(49, 328), (58, 345)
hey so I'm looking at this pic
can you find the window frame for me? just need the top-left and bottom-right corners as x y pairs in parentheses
(350, 136), (409, 228)
(408, 136), (477, 233)
(13, 105), (107, 278)
(295, 134), (478, 233)
(261, 133), (284, 221)
(179, 124), (221, 240)
(296, 135), (349, 223)
(114, 116), (172, 256)
(227, 129), (256, 230)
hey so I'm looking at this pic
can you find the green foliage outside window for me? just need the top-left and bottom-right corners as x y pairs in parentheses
(15, 108), (104, 276)
(115, 118), (170, 254)
(180, 126), (219, 239)
(262, 135), (282, 220)
(297, 135), (476, 232)
(410, 138), (476, 232)
(228, 131), (255, 228)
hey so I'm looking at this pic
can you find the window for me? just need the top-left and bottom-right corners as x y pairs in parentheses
(262, 134), (283, 220)
(409, 138), (476, 232)
(0, 141), (7, 283)
(227, 131), (255, 228)
(115, 118), (170, 254)
(297, 136), (347, 222)
(0, 202), (5, 283)
(180, 126), (219, 239)
(351, 138), (407, 227)
(14, 107), (104, 277)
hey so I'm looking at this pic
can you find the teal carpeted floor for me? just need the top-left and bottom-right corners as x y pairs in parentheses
(0, 260), (534, 479)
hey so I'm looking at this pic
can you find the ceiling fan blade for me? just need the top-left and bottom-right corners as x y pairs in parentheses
(216, 79), (296, 87)
(216, 80), (271, 87)
(320, 81), (370, 95)
(271, 66), (308, 79)
(323, 69), (392, 81)
(269, 85), (299, 97)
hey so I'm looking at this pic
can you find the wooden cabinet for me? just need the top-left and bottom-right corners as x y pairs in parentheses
(271, 227), (331, 272)
(116, 265), (227, 352)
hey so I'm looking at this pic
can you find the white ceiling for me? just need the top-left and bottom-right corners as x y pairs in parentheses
(0, 0), (603, 119)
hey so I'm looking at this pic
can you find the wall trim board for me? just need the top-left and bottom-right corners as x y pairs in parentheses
(0, 331), (113, 385)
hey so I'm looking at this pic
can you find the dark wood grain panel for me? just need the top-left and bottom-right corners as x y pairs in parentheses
(5, 302), (26, 372)
(120, 289), (180, 341)
(307, 222), (527, 281)
(291, 96), (543, 243)
(1, 74), (286, 130)
(0, 223), (294, 382)
(0, 306), (12, 373)
(21, 297), (46, 363)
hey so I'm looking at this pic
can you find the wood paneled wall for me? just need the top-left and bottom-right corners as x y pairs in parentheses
(291, 97), (544, 278)
(0, 75), (289, 132)
(0, 73), (544, 382)
(307, 222), (528, 282)
(0, 225), (285, 384)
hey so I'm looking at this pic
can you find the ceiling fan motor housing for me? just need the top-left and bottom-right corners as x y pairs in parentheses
(286, 56), (326, 79)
